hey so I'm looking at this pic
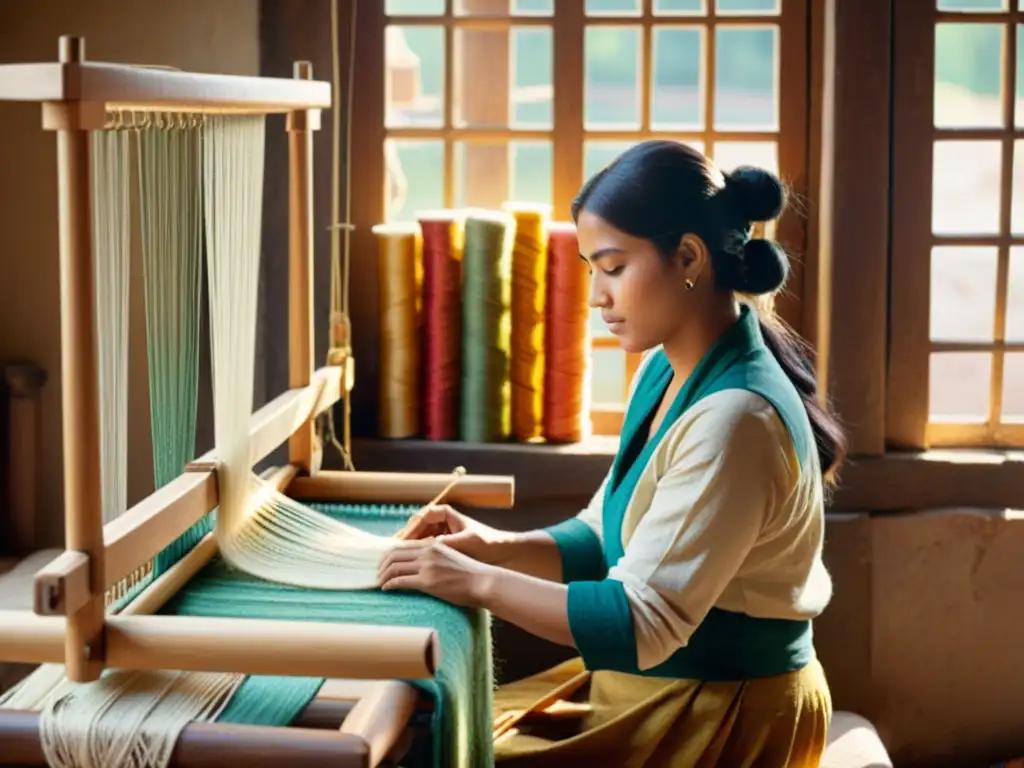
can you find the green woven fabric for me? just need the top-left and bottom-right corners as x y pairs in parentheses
(158, 502), (495, 768)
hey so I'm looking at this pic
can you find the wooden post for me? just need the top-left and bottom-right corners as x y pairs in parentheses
(286, 61), (320, 474)
(53, 34), (106, 682)
(4, 362), (46, 556)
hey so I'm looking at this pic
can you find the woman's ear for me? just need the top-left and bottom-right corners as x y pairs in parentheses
(676, 233), (710, 286)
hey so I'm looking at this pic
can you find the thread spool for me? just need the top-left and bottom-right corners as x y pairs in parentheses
(543, 222), (591, 443)
(460, 209), (513, 443)
(373, 223), (421, 438)
(418, 210), (463, 441)
(503, 201), (550, 442)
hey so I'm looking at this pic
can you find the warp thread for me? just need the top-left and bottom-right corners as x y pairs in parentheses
(418, 211), (462, 441)
(460, 209), (513, 442)
(543, 222), (592, 443)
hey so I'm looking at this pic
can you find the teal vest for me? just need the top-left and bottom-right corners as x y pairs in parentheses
(605, 305), (816, 681)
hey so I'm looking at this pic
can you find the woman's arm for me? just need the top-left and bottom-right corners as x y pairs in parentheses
(378, 538), (575, 647)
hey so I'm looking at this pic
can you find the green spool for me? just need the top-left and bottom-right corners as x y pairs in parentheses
(460, 210), (514, 442)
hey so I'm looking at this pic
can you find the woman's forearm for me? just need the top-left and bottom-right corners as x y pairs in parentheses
(491, 530), (564, 582)
(474, 565), (575, 647)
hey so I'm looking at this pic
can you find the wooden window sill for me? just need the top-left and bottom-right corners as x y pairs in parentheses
(347, 439), (1024, 513)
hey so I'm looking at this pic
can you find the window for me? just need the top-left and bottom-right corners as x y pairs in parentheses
(890, 0), (1024, 449)
(378, 0), (806, 436)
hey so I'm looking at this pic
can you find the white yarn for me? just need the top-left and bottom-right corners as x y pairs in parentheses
(203, 114), (394, 590)
(91, 129), (131, 526)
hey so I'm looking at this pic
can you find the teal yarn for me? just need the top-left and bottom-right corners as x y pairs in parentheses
(460, 210), (514, 442)
(159, 502), (495, 768)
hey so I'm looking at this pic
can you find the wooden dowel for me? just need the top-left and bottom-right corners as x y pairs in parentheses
(4, 362), (47, 556)
(0, 710), (372, 768)
(54, 35), (105, 683)
(340, 681), (420, 768)
(288, 470), (516, 509)
(0, 612), (438, 680)
(0, 611), (64, 664)
(287, 61), (319, 475)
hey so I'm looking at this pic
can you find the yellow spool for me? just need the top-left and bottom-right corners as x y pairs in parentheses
(503, 201), (550, 442)
(373, 222), (421, 438)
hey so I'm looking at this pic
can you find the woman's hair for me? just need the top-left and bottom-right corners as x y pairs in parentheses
(571, 139), (846, 486)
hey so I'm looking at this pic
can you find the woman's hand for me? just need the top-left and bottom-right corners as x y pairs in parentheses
(394, 504), (512, 565)
(377, 538), (495, 608)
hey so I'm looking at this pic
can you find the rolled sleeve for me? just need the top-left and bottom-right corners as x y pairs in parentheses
(544, 517), (607, 583)
(566, 578), (637, 671)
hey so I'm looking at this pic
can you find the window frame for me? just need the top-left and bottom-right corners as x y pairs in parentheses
(889, 0), (1024, 451)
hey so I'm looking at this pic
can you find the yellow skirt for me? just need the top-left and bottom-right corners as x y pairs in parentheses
(492, 657), (832, 767)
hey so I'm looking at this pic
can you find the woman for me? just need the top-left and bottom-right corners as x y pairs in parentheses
(378, 140), (845, 766)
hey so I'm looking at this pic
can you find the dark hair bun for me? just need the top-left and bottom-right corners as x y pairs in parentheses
(726, 166), (786, 222)
(737, 238), (789, 294)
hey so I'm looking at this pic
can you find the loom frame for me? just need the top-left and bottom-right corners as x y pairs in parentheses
(0, 35), (513, 767)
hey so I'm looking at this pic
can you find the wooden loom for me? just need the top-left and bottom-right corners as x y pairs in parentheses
(0, 36), (514, 767)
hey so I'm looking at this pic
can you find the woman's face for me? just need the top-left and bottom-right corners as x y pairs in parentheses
(576, 208), (696, 354)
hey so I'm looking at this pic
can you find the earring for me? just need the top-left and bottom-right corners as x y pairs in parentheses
(684, 279), (695, 291)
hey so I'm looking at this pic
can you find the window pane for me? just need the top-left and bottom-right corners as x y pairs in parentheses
(712, 140), (778, 175)
(1002, 353), (1024, 422)
(1017, 26), (1024, 126)
(584, 139), (706, 182)
(586, 0), (642, 14)
(714, 25), (778, 131)
(585, 26), (642, 129)
(929, 246), (998, 343)
(455, 141), (509, 209)
(455, 0), (555, 14)
(1006, 247), (1024, 341)
(385, 26), (445, 129)
(929, 352), (991, 423)
(654, 0), (705, 13)
(513, 0), (554, 14)
(717, 0), (781, 13)
(1012, 140), (1024, 233)
(651, 26), (704, 131)
(454, 28), (510, 128)
(510, 141), (553, 205)
(512, 27), (553, 128)
(932, 140), (1002, 235)
(934, 23), (1003, 129)
(937, 0), (1007, 9)
(591, 347), (628, 404)
(385, 139), (445, 223)
(387, 0), (444, 14)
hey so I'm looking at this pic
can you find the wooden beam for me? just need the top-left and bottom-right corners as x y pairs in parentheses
(0, 37), (331, 114)
(0, 612), (438, 681)
(288, 469), (515, 509)
(815, 0), (892, 457)
(287, 61), (320, 474)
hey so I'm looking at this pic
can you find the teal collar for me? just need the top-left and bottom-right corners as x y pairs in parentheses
(609, 304), (765, 499)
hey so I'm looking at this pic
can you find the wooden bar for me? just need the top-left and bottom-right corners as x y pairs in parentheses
(0, 613), (438, 681)
(287, 61), (319, 475)
(287, 469), (515, 508)
(340, 681), (420, 768)
(53, 35), (104, 684)
(0, 37), (332, 114)
(34, 368), (342, 617)
(0, 710), (374, 768)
